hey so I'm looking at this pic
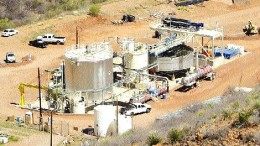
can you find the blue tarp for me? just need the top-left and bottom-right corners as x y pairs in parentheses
(214, 49), (224, 57)
(223, 49), (239, 59)
(214, 48), (239, 59)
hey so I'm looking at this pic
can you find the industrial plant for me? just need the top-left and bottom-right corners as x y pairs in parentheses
(1, 0), (260, 145)
(12, 16), (248, 138)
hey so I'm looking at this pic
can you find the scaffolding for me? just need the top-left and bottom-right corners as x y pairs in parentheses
(150, 19), (224, 58)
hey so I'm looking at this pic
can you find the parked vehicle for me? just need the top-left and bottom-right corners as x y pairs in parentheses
(39, 34), (66, 45)
(120, 103), (151, 116)
(5, 52), (16, 63)
(2, 29), (18, 37)
(29, 38), (48, 48)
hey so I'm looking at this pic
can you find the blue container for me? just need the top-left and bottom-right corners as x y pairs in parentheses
(223, 49), (239, 59)
(214, 49), (224, 57)
(17, 116), (22, 123)
(149, 89), (158, 96)
(162, 93), (167, 99)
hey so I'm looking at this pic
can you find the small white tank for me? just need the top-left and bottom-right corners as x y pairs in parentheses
(121, 38), (135, 52)
(118, 115), (132, 135)
(94, 105), (115, 137)
(73, 102), (85, 114)
(125, 46), (148, 76)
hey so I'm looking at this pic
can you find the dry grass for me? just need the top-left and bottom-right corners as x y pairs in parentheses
(85, 86), (260, 145)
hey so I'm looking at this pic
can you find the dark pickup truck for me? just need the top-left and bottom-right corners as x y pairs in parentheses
(29, 39), (48, 48)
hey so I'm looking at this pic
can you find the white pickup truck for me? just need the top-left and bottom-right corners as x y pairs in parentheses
(120, 103), (152, 116)
(39, 34), (66, 45)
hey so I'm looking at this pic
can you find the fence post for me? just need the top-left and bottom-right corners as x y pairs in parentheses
(68, 123), (70, 136)
(61, 121), (63, 136)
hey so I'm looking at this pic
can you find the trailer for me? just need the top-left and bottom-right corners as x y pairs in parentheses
(162, 17), (204, 31)
(181, 65), (216, 88)
(175, 0), (208, 6)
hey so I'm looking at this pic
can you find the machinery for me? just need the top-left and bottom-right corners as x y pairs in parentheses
(243, 20), (260, 36)
(181, 65), (216, 88)
(18, 83), (49, 106)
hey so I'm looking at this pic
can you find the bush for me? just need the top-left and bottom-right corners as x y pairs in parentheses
(89, 4), (101, 16)
(146, 131), (162, 146)
(252, 102), (260, 110)
(9, 135), (19, 142)
(0, 18), (15, 30)
(92, 0), (108, 4)
(167, 129), (184, 144)
(233, 111), (252, 128)
(222, 109), (232, 120)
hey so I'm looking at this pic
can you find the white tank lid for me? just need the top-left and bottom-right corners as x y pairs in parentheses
(65, 42), (112, 62)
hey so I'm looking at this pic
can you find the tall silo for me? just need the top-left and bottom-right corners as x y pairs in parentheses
(64, 42), (113, 106)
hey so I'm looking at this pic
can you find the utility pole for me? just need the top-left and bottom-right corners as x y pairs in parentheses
(76, 26), (78, 49)
(38, 67), (43, 131)
(50, 110), (53, 146)
(116, 96), (119, 135)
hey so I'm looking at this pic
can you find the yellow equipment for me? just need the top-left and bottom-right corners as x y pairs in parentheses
(18, 83), (48, 106)
(243, 20), (259, 36)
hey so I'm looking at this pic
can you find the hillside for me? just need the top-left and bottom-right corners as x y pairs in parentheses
(92, 87), (260, 145)
(0, 0), (99, 30)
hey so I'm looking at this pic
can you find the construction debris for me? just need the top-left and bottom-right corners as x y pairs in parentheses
(112, 15), (135, 25)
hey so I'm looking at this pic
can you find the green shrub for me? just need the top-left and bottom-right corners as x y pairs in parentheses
(222, 110), (232, 120)
(231, 102), (240, 109)
(211, 114), (217, 120)
(252, 102), (260, 110)
(167, 129), (184, 144)
(238, 111), (251, 126)
(92, 0), (107, 4)
(89, 4), (101, 16)
(0, 18), (15, 30)
(9, 135), (19, 142)
(233, 111), (252, 127)
(146, 131), (162, 146)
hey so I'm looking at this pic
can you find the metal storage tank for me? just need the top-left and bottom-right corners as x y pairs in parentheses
(65, 42), (113, 103)
(125, 44), (148, 76)
(158, 44), (194, 72)
(94, 105), (115, 137)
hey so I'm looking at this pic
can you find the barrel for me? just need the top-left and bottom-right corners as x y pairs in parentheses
(17, 116), (22, 123)
(162, 93), (167, 99)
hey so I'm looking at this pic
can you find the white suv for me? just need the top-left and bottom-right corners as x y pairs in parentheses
(6, 52), (16, 63)
(2, 29), (18, 37)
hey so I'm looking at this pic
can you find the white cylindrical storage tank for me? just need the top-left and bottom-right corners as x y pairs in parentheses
(73, 102), (85, 114)
(118, 115), (132, 135)
(94, 105), (115, 137)
(125, 47), (148, 76)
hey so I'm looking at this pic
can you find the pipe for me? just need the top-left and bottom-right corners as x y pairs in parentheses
(140, 73), (169, 93)
(195, 51), (199, 71)
(181, 65), (212, 86)
(62, 61), (66, 90)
